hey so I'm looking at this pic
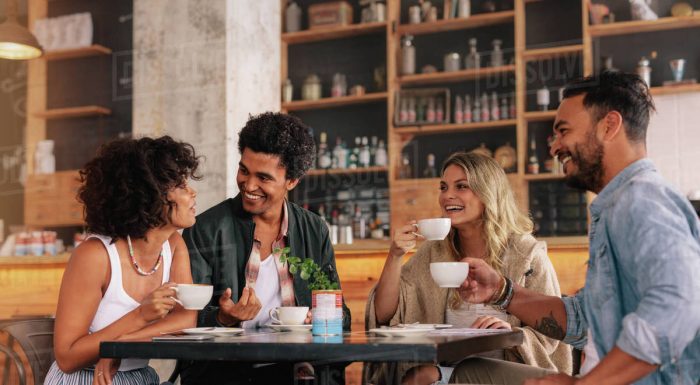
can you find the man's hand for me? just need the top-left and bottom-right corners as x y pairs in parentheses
(217, 286), (262, 325)
(457, 257), (503, 304)
(523, 373), (578, 385)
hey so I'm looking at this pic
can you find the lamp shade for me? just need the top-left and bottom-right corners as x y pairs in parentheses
(0, 16), (43, 60)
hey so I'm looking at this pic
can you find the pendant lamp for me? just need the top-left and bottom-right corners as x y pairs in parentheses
(0, 0), (43, 60)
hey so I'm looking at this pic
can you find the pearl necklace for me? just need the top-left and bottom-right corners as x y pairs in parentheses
(127, 235), (163, 276)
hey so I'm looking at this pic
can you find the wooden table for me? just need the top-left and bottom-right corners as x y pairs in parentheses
(101, 329), (523, 385)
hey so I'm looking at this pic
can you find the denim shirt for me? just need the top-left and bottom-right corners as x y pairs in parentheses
(561, 159), (700, 384)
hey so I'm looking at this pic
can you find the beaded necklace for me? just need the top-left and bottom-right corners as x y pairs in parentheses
(127, 235), (163, 276)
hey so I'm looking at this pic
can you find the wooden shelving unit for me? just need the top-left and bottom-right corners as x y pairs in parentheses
(394, 119), (517, 136)
(398, 65), (516, 86)
(43, 44), (112, 61)
(34, 105), (111, 120)
(524, 173), (565, 181)
(522, 44), (583, 61)
(306, 166), (388, 176)
(396, 10), (514, 36)
(282, 22), (387, 44)
(523, 110), (557, 122)
(588, 15), (700, 37)
(650, 83), (700, 96)
(282, 92), (387, 111)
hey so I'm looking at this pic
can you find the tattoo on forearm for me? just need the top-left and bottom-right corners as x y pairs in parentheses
(534, 311), (565, 340)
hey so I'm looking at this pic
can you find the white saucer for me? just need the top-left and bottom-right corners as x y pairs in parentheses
(369, 327), (432, 337)
(267, 324), (312, 332)
(182, 327), (244, 336)
(398, 323), (453, 329)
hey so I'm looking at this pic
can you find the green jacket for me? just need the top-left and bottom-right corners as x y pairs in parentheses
(183, 194), (351, 330)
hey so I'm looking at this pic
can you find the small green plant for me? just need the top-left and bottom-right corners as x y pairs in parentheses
(277, 247), (339, 291)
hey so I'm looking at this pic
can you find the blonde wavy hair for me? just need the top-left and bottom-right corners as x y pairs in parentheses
(441, 152), (534, 308)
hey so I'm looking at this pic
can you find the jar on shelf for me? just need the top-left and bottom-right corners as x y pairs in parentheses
(302, 74), (322, 101)
(494, 142), (516, 172)
(443, 52), (461, 72)
(282, 78), (293, 103)
(285, 1), (302, 33)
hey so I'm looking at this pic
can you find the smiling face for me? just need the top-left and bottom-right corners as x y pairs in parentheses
(551, 95), (606, 193)
(167, 181), (197, 229)
(439, 164), (485, 228)
(237, 148), (299, 217)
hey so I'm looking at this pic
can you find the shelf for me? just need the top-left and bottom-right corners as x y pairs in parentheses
(524, 173), (565, 181)
(398, 65), (515, 86)
(43, 44), (112, 61)
(588, 15), (700, 37)
(34, 105), (112, 120)
(307, 166), (388, 176)
(394, 119), (516, 136)
(0, 254), (70, 267)
(523, 44), (583, 61)
(397, 11), (515, 36)
(334, 239), (390, 254)
(539, 236), (588, 247)
(282, 22), (387, 44)
(650, 83), (700, 96)
(523, 110), (557, 122)
(283, 92), (388, 111)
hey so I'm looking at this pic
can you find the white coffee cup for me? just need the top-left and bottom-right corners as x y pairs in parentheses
(430, 262), (469, 288)
(414, 218), (451, 240)
(269, 306), (309, 325)
(172, 284), (213, 310)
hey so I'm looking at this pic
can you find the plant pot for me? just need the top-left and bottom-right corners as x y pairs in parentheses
(311, 290), (343, 336)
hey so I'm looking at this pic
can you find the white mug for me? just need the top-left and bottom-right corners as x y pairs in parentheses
(172, 284), (213, 310)
(269, 306), (309, 325)
(413, 218), (451, 240)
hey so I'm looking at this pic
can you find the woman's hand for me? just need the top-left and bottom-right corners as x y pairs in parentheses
(389, 221), (418, 259)
(304, 310), (312, 325)
(138, 283), (178, 323)
(470, 315), (511, 330)
(92, 358), (120, 385)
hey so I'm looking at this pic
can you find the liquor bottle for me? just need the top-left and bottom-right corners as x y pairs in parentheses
(500, 97), (509, 120)
(537, 86), (550, 111)
(399, 153), (413, 179)
(436, 98), (444, 123)
(480, 93), (490, 122)
(375, 140), (388, 167)
(527, 137), (540, 174)
(422, 153), (438, 178)
(509, 92), (516, 119)
(332, 137), (342, 169)
(348, 137), (360, 169)
(490, 92), (500, 120)
(370, 136), (378, 166)
(465, 38), (480, 69)
(426, 97), (436, 123)
(399, 98), (408, 123)
(359, 136), (371, 168)
(416, 97), (426, 122)
(353, 204), (367, 239)
(490, 39), (504, 67)
(318, 132), (332, 169)
(472, 95), (482, 123)
(408, 97), (416, 123)
(464, 95), (473, 123)
(454, 95), (464, 124)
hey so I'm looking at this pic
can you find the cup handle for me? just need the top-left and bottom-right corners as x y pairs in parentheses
(269, 308), (281, 324)
(411, 224), (425, 238)
(170, 286), (183, 306)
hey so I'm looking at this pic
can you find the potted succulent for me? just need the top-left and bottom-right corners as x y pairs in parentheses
(278, 247), (343, 336)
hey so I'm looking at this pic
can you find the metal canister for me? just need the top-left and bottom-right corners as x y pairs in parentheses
(443, 52), (461, 72)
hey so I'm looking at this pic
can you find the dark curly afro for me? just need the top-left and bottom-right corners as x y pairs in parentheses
(78, 135), (201, 241)
(238, 112), (316, 180)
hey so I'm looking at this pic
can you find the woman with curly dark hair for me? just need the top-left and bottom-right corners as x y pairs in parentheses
(45, 136), (200, 385)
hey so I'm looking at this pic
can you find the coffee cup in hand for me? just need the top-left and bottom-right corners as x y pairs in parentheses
(430, 262), (469, 288)
(269, 306), (309, 325)
(413, 218), (451, 240)
(172, 284), (213, 310)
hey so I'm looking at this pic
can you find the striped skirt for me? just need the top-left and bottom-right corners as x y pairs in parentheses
(44, 361), (160, 385)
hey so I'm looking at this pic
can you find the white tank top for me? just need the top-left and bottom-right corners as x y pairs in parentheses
(87, 234), (172, 371)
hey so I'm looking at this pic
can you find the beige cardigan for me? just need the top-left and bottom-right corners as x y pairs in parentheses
(365, 234), (572, 384)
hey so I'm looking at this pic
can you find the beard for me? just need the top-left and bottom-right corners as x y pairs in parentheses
(563, 132), (605, 193)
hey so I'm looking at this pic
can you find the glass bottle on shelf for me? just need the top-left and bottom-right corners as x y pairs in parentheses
(416, 97), (426, 122)
(537, 85), (550, 111)
(500, 96), (509, 120)
(465, 38), (480, 69)
(399, 153), (413, 179)
(375, 139), (388, 167)
(436, 98), (444, 123)
(527, 137), (540, 174)
(333, 137), (347, 169)
(408, 97), (416, 123)
(423, 153), (438, 178)
(353, 204), (367, 239)
(490, 39), (503, 67)
(399, 98), (408, 123)
(509, 92), (516, 118)
(472, 95), (482, 123)
(426, 97), (436, 123)
(318, 131), (332, 169)
(285, 0), (302, 33)
(480, 93), (490, 122)
(370, 136), (378, 165)
(490, 92), (500, 120)
(348, 137), (361, 169)
(464, 95), (472, 123)
(401, 35), (416, 75)
(359, 136), (371, 168)
(454, 95), (464, 124)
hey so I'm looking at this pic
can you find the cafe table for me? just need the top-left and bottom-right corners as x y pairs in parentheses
(100, 328), (524, 385)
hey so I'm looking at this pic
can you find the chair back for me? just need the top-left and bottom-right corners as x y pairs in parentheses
(1, 318), (55, 385)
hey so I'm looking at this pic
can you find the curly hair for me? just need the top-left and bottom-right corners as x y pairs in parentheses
(238, 112), (316, 179)
(78, 135), (201, 241)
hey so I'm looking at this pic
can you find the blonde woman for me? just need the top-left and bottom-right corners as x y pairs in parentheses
(367, 152), (571, 385)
